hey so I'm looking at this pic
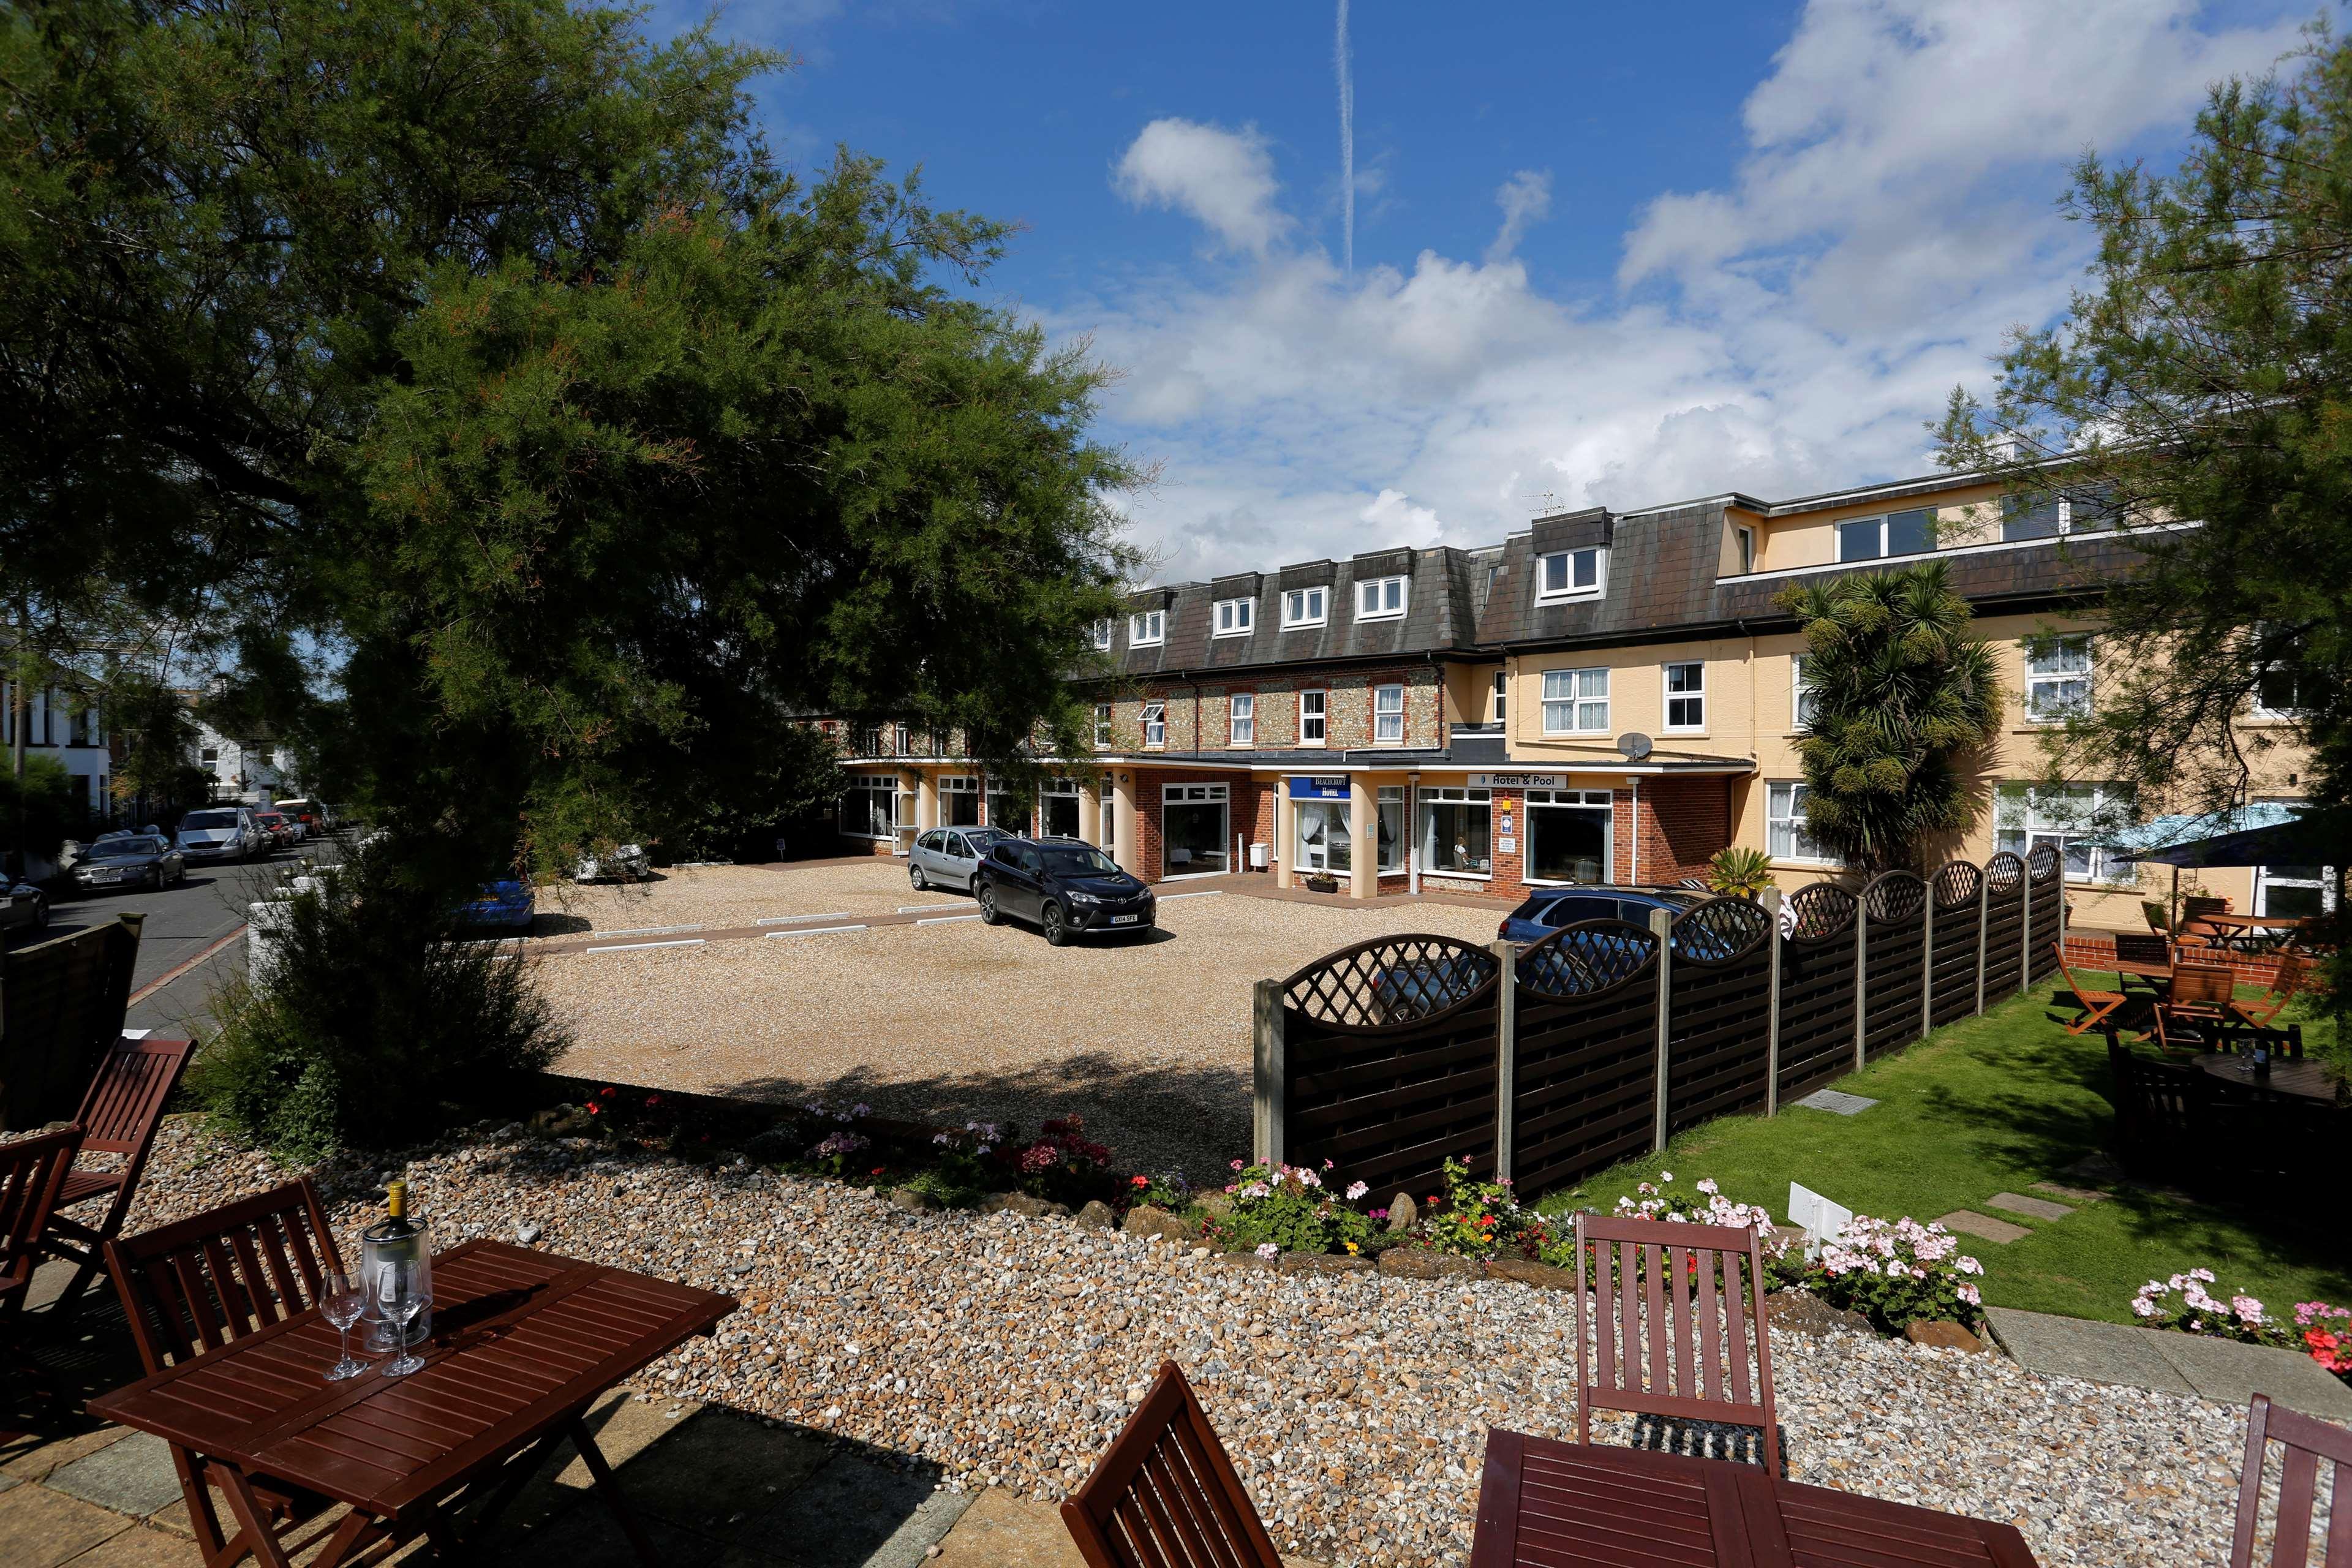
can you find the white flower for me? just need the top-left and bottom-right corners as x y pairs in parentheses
(1346, 1181), (1369, 1201)
(1958, 1283), (1981, 1306)
(1256, 1243), (1279, 1260)
(1659, 1172), (1675, 1183)
(2130, 1297), (2160, 1318)
(1695, 1178), (1719, 1196)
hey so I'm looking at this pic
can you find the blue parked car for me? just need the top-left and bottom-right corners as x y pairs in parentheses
(1496, 886), (1707, 946)
(457, 880), (535, 930)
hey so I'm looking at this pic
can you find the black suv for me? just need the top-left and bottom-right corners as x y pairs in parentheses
(973, 837), (1156, 946)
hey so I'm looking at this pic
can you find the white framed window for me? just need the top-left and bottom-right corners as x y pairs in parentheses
(1418, 786), (1492, 876)
(1537, 547), (1605, 601)
(1129, 610), (1164, 647)
(1490, 671), (1506, 723)
(1663, 662), (1705, 731)
(840, 774), (899, 840)
(1377, 785), (1406, 872)
(1355, 576), (1407, 620)
(1996, 782), (2135, 883)
(1214, 597), (1254, 636)
(1141, 701), (1166, 747)
(1298, 690), (1327, 747)
(1093, 704), (1112, 747)
(2025, 635), (2092, 722)
(2250, 628), (2303, 718)
(1766, 782), (1832, 864)
(1282, 587), (1328, 628)
(1090, 619), (1114, 650)
(1733, 525), (1755, 575)
(1833, 508), (1937, 562)
(1792, 654), (1821, 729)
(1229, 692), (1255, 745)
(1373, 684), (1404, 744)
(1540, 668), (1608, 734)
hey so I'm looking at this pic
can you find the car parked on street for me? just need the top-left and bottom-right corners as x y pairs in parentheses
(176, 807), (264, 864)
(907, 826), (1016, 892)
(457, 880), (536, 930)
(972, 837), (1153, 946)
(1, 877), (48, 935)
(71, 834), (187, 892)
(573, 843), (650, 882)
(273, 797), (325, 838)
(254, 810), (296, 849)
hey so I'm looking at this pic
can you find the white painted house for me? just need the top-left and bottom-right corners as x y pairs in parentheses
(1, 676), (113, 818)
(192, 717), (295, 805)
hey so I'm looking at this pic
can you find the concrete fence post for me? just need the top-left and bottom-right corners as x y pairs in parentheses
(1853, 886), (1870, 1074)
(1761, 888), (1784, 1116)
(1921, 880), (1936, 1042)
(2019, 865), (2034, 998)
(1251, 978), (1284, 1168)
(1490, 940), (1518, 1182)
(1974, 869), (1989, 1016)
(1650, 907), (1674, 1153)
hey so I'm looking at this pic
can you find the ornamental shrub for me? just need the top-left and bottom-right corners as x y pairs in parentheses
(1208, 1161), (1374, 1257)
(1419, 1156), (1549, 1261)
(1009, 1116), (1117, 1207)
(1793, 1215), (1983, 1330)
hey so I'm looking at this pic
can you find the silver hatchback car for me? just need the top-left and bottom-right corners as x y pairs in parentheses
(908, 826), (1015, 892)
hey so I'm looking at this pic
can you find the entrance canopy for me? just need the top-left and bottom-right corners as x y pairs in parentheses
(2092, 803), (2347, 868)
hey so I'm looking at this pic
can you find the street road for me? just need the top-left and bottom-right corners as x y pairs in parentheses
(5, 836), (344, 1038)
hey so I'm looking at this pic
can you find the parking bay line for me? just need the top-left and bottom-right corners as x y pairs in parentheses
(1156, 890), (1226, 902)
(897, 903), (970, 914)
(589, 923), (706, 939)
(763, 925), (867, 939)
(756, 912), (854, 925)
(914, 913), (979, 925)
(584, 938), (707, 954)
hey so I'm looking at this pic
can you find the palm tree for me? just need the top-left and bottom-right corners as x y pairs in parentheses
(1778, 561), (2002, 873)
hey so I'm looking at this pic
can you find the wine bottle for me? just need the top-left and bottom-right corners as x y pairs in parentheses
(360, 1178), (432, 1349)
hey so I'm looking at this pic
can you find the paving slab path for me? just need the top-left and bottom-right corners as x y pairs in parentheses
(1982, 1306), (2352, 1421)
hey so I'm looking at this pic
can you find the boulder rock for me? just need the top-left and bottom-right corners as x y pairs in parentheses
(1121, 1205), (1196, 1246)
(1211, 1250), (1273, 1270)
(1278, 1251), (1376, 1276)
(531, 1105), (594, 1139)
(1904, 1319), (1988, 1353)
(978, 1192), (1069, 1219)
(1765, 1290), (1872, 1338)
(1378, 1248), (1479, 1280)
(1074, 1200), (1117, 1231)
(1485, 1256), (1577, 1291)
(1384, 1193), (1418, 1232)
(1196, 1191), (1235, 1219)
(888, 1186), (940, 1213)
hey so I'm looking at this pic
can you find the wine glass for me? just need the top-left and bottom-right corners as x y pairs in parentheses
(320, 1270), (368, 1381)
(380, 1265), (432, 1378)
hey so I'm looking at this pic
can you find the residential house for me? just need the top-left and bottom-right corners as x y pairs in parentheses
(1, 674), (113, 820)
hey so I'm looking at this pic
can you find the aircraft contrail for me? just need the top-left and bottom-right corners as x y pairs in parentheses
(1336, 0), (1354, 274)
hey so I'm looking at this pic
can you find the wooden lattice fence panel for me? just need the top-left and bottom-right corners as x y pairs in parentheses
(1981, 852), (2026, 998)
(1510, 922), (1659, 1200)
(1774, 885), (1856, 1104)
(1861, 872), (1928, 1061)
(1280, 936), (1501, 1202)
(2025, 844), (2064, 986)
(1664, 899), (1774, 1136)
(1, 916), (143, 1131)
(1929, 861), (1983, 1027)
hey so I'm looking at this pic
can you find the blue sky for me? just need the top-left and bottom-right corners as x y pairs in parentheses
(652, 1), (2309, 581)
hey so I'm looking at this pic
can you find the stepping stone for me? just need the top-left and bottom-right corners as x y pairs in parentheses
(44, 1433), (182, 1519)
(1793, 1088), (1878, 1116)
(2064, 1152), (2124, 1185)
(2029, 1181), (2108, 1205)
(1981, 1306), (2352, 1419)
(1985, 1191), (2074, 1222)
(1934, 1210), (2030, 1244)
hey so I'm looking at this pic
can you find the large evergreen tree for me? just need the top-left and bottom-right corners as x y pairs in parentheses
(0, 0), (1133, 886)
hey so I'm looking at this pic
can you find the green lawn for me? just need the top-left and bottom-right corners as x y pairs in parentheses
(1540, 980), (2348, 1325)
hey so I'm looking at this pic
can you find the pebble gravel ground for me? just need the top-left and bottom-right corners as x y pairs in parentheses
(118, 1118), (2269, 1568)
(536, 893), (1506, 1177)
(533, 861), (921, 934)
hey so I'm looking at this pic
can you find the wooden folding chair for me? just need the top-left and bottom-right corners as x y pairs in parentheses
(0, 1126), (84, 1420)
(2050, 944), (2130, 1036)
(1061, 1360), (1282, 1568)
(2230, 1393), (2352, 1567)
(2232, 951), (2310, 1036)
(42, 1035), (196, 1317)
(2179, 895), (2234, 952)
(1570, 1212), (1781, 1477)
(104, 1178), (347, 1568)
(2155, 962), (2237, 1050)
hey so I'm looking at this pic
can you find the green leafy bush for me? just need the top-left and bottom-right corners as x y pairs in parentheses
(1705, 846), (1776, 899)
(1208, 1161), (1375, 1258)
(189, 841), (568, 1160)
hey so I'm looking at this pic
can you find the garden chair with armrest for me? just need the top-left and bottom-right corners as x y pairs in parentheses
(1570, 1212), (1781, 1477)
(40, 1035), (196, 1319)
(2109, 933), (2174, 1001)
(1061, 1359), (1283, 1568)
(2230, 1393), (2352, 1567)
(2177, 895), (2234, 953)
(2049, 944), (2132, 1036)
(2231, 950), (2309, 1036)
(2153, 962), (2237, 1051)
(0, 1126), (84, 1423)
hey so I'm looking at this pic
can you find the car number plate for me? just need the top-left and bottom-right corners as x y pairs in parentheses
(1110, 914), (1140, 925)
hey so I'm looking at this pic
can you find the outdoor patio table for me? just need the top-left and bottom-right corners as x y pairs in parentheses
(86, 1238), (735, 1567)
(2199, 913), (2309, 949)
(1469, 1430), (2040, 1567)
(2195, 1052), (2345, 1104)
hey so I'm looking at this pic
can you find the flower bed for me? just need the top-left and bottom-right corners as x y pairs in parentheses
(2132, 1271), (2352, 1387)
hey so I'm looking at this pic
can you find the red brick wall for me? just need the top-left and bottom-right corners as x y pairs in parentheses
(1637, 776), (1732, 883)
(1132, 768), (1258, 885)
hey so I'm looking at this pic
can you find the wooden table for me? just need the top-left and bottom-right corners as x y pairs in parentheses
(2199, 913), (2308, 949)
(2196, 1052), (2345, 1104)
(1471, 1430), (2040, 1567)
(87, 1239), (734, 1566)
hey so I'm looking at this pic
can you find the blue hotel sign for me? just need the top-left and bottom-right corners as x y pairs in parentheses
(1287, 776), (1351, 800)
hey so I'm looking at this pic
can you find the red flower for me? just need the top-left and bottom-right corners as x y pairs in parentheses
(870, 1166), (886, 1176)
(1131, 1175), (1151, 1188)
(585, 1103), (601, 1115)
(599, 1087), (617, 1098)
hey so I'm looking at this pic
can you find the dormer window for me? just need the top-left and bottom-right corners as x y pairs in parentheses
(1214, 597), (1254, 636)
(1129, 610), (1164, 647)
(1282, 587), (1328, 628)
(1537, 547), (1604, 601)
(1355, 576), (1407, 620)
(1090, 619), (1114, 650)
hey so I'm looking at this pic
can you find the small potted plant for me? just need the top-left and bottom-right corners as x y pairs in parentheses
(1303, 873), (1340, 894)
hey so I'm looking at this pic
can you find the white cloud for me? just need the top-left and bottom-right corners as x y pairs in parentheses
(1077, 1), (2301, 581)
(1113, 118), (1291, 257)
(1487, 170), (1552, 263)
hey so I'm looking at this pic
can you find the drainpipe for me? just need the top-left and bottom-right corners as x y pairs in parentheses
(1630, 774), (1641, 884)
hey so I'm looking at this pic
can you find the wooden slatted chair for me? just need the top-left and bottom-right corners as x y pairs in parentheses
(1570, 1212), (1781, 1477)
(2179, 895), (2235, 952)
(2155, 961), (2239, 1050)
(2231, 951), (2310, 1042)
(42, 1035), (196, 1317)
(1061, 1360), (1283, 1568)
(2050, 944), (2130, 1036)
(2231, 1393), (2352, 1567)
(104, 1178), (347, 1568)
(0, 1126), (83, 1420)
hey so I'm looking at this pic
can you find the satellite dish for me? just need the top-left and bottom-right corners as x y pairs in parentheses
(1616, 732), (1654, 761)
